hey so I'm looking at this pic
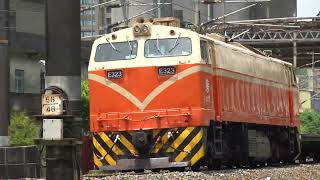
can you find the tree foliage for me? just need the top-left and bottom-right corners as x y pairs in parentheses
(82, 80), (90, 131)
(300, 111), (320, 135)
(8, 111), (39, 146)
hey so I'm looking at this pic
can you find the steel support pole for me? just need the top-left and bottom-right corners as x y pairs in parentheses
(122, 0), (129, 26)
(91, 3), (94, 36)
(207, 4), (211, 21)
(293, 41), (297, 68)
(98, 0), (105, 34)
(293, 32), (297, 68)
(46, 0), (82, 119)
(312, 51), (315, 71)
(157, 0), (161, 18)
(0, 0), (10, 146)
(193, 0), (200, 25)
(45, 0), (82, 179)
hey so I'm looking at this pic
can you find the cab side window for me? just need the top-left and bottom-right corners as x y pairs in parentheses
(200, 40), (208, 64)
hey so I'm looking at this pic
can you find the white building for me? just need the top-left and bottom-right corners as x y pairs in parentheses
(9, 0), (45, 114)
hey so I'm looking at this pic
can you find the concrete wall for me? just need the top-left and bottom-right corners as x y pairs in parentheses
(8, 0), (44, 115)
(9, 54), (42, 94)
(10, 0), (45, 36)
(9, 53), (42, 114)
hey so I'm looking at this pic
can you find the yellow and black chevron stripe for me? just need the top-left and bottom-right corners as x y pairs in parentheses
(151, 127), (206, 166)
(93, 127), (206, 169)
(93, 131), (137, 168)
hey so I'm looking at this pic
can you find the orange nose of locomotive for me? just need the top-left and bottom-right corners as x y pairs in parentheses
(89, 64), (213, 132)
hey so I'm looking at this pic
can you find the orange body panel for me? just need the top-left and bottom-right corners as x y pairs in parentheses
(89, 64), (299, 133)
(215, 75), (299, 127)
(89, 64), (213, 132)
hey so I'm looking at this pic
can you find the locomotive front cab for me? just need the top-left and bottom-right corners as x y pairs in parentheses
(88, 21), (213, 170)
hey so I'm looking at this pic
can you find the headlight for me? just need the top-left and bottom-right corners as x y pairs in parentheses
(133, 24), (151, 37)
(141, 25), (149, 33)
(133, 25), (141, 33)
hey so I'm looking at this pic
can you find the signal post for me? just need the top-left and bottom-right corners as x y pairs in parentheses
(35, 0), (82, 179)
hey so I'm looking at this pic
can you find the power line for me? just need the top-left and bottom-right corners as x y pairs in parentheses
(128, 0), (210, 21)
(0, 9), (43, 14)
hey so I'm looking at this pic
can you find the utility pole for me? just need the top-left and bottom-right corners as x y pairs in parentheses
(193, 0), (200, 25)
(0, 0), (9, 146)
(158, 0), (161, 18)
(97, 0), (106, 34)
(207, 4), (212, 21)
(121, 0), (129, 26)
(43, 0), (82, 179)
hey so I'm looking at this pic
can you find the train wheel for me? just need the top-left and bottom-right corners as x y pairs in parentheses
(208, 159), (222, 170)
(207, 122), (223, 170)
(191, 166), (200, 172)
(170, 167), (185, 172)
(151, 168), (161, 172)
(248, 161), (258, 169)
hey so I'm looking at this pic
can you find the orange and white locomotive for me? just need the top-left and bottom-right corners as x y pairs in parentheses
(88, 18), (300, 170)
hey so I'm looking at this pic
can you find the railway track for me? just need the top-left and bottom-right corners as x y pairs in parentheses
(83, 134), (320, 179)
(84, 161), (320, 179)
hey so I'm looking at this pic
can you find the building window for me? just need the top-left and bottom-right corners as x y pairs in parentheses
(81, 10), (95, 15)
(81, 19), (96, 26)
(80, 0), (92, 5)
(106, 17), (111, 26)
(81, 31), (97, 37)
(15, 69), (24, 93)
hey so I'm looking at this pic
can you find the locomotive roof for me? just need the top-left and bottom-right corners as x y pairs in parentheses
(199, 33), (293, 67)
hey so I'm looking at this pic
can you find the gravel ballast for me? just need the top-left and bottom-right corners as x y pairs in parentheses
(84, 164), (320, 180)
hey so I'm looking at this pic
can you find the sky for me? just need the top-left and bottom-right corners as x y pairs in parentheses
(297, 0), (320, 17)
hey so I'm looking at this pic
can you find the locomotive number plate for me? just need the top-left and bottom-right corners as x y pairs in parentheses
(158, 66), (176, 76)
(42, 94), (63, 116)
(107, 70), (123, 79)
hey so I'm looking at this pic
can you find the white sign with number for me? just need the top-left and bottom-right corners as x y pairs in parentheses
(42, 94), (63, 116)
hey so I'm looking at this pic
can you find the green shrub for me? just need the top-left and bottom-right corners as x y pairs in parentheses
(82, 80), (90, 131)
(8, 111), (39, 146)
(300, 111), (320, 135)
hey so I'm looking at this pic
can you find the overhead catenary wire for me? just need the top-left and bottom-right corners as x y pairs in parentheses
(201, 3), (257, 27)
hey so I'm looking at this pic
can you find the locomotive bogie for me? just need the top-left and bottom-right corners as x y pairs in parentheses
(93, 127), (207, 170)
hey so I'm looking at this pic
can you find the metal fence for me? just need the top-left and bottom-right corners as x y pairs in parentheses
(0, 145), (41, 179)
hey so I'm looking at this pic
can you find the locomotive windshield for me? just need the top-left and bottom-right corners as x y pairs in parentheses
(95, 40), (138, 62)
(144, 37), (192, 58)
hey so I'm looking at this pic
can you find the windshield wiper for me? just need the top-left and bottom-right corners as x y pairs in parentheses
(106, 38), (120, 53)
(169, 32), (181, 53)
(155, 35), (163, 55)
(127, 38), (133, 56)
